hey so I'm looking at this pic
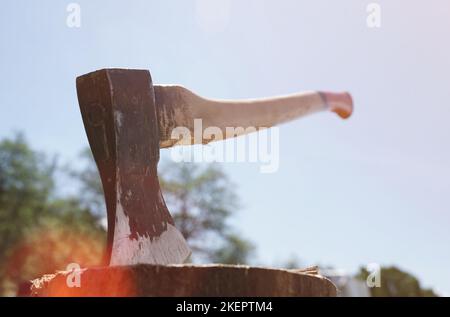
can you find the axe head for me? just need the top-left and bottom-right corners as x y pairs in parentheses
(76, 69), (190, 266)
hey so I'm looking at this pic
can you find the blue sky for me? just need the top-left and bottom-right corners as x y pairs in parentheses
(1, 0), (450, 294)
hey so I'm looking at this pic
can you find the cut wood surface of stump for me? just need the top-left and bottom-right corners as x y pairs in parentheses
(31, 264), (336, 297)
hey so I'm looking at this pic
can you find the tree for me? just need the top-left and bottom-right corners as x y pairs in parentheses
(0, 135), (105, 296)
(0, 133), (54, 258)
(211, 233), (255, 265)
(356, 266), (437, 297)
(160, 161), (254, 264)
(69, 148), (106, 217)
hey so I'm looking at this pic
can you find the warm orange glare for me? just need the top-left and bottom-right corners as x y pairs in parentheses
(4, 223), (107, 296)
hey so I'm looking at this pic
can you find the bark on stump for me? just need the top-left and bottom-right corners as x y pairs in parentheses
(31, 264), (336, 297)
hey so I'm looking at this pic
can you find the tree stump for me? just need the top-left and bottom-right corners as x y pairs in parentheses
(30, 264), (336, 297)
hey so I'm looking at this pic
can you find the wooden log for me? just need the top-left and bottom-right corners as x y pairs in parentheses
(30, 264), (336, 297)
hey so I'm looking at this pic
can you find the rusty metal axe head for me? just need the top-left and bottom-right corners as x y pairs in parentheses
(76, 68), (353, 266)
(76, 69), (191, 266)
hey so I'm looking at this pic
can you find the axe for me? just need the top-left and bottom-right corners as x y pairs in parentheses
(76, 69), (353, 266)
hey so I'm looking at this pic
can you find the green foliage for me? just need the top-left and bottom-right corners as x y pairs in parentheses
(160, 161), (254, 264)
(0, 135), (105, 296)
(160, 162), (235, 242)
(211, 233), (255, 265)
(0, 133), (54, 257)
(69, 148), (105, 216)
(356, 266), (437, 297)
